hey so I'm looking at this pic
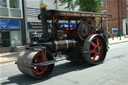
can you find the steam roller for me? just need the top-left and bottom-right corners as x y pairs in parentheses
(16, 40), (77, 79)
(15, 4), (111, 79)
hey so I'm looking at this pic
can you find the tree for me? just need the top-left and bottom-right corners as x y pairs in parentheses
(58, 0), (101, 12)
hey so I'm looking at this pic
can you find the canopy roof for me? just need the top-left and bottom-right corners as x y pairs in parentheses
(38, 10), (112, 20)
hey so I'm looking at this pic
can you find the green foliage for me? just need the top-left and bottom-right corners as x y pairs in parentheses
(59, 0), (101, 12)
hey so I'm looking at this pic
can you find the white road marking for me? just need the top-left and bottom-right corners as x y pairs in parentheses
(0, 77), (8, 81)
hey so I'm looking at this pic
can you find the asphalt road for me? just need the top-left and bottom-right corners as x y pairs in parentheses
(0, 42), (128, 85)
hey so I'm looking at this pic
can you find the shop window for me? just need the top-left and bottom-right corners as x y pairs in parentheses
(10, 0), (19, 8)
(9, 0), (23, 18)
(0, 0), (7, 7)
(0, 0), (23, 18)
(0, 0), (8, 17)
(102, 0), (107, 7)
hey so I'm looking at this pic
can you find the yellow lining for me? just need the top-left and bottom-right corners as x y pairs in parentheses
(40, 5), (47, 8)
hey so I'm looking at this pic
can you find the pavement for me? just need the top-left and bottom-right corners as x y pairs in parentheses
(108, 36), (128, 45)
(0, 52), (20, 63)
(0, 36), (128, 63)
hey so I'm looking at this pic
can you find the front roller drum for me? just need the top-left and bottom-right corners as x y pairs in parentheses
(83, 34), (107, 65)
(16, 50), (54, 79)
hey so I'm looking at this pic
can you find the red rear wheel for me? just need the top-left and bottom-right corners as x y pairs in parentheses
(90, 37), (103, 62)
(83, 35), (107, 65)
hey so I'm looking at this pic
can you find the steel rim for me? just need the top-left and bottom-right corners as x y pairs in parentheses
(32, 53), (48, 75)
(90, 37), (103, 62)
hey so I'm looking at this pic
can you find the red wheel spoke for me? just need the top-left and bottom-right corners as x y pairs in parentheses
(40, 66), (48, 72)
(96, 39), (99, 46)
(44, 66), (48, 71)
(99, 46), (102, 49)
(35, 66), (40, 73)
(40, 67), (45, 72)
(97, 52), (101, 58)
(90, 49), (96, 53)
(35, 56), (41, 62)
(91, 42), (97, 48)
(97, 52), (100, 55)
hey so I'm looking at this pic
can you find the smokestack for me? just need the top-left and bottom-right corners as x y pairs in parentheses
(40, 4), (48, 41)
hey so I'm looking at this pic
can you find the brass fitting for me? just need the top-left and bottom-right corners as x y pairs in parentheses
(40, 5), (47, 8)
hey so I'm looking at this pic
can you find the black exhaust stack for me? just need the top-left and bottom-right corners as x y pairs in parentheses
(40, 5), (48, 41)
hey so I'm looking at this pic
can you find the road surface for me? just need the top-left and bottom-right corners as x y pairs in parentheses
(0, 42), (128, 85)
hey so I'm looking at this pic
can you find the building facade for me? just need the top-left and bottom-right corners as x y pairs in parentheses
(102, 0), (127, 37)
(126, 0), (128, 34)
(0, 0), (23, 47)
(0, 0), (127, 48)
(0, 0), (69, 48)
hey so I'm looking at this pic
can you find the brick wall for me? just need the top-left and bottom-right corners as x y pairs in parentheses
(102, 0), (126, 36)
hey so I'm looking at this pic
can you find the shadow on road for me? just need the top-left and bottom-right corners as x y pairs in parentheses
(1, 62), (93, 85)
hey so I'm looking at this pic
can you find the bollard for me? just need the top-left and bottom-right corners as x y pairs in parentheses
(112, 34), (114, 40)
(119, 33), (121, 40)
(124, 35), (126, 38)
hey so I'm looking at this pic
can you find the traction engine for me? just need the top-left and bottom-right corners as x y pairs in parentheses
(16, 5), (112, 79)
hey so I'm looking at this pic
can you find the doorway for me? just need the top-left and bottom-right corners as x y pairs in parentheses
(0, 32), (2, 47)
(0, 31), (10, 47)
(126, 23), (128, 35)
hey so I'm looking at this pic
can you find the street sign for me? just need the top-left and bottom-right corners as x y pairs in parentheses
(0, 19), (20, 29)
(112, 28), (118, 34)
(27, 22), (76, 29)
(28, 22), (42, 29)
(59, 23), (76, 28)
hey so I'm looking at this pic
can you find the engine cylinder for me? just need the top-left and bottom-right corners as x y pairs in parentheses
(54, 40), (77, 51)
